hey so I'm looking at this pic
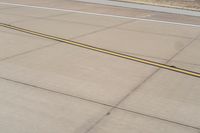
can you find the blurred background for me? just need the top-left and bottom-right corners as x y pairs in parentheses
(114, 0), (200, 11)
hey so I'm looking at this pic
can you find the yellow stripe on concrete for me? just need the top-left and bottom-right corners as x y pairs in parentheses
(0, 23), (199, 78)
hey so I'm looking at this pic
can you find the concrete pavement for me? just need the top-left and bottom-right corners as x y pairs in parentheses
(0, 0), (200, 133)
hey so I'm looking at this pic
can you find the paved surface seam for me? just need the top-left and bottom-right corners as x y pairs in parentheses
(0, 23), (199, 78)
(84, 29), (200, 133)
(0, 75), (199, 131)
(1, 2), (200, 27)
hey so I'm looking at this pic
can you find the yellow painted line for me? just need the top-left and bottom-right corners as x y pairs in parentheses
(0, 23), (200, 78)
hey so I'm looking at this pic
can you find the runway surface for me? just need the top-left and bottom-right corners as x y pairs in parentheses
(0, 0), (200, 133)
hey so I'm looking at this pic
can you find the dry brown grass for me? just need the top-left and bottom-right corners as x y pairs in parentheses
(117, 0), (200, 10)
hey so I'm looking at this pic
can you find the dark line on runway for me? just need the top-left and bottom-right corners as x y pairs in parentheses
(0, 23), (199, 78)
(0, 43), (56, 62)
(0, 75), (199, 131)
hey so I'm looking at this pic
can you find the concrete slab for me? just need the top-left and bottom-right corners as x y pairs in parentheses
(119, 64), (200, 128)
(0, 4), (16, 9)
(172, 39), (200, 65)
(0, 0), (60, 6)
(0, 44), (158, 105)
(49, 0), (100, 11)
(75, 28), (192, 59)
(169, 61), (200, 74)
(47, 13), (130, 27)
(0, 6), (67, 18)
(0, 13), (32, 24)
(118, 20), (200, 38)
(82, 4), (155, 18)
(0, 0), (103, 11)
(0, 78), (110, 133)
(0, 0), (200, 132)
(148, 12), (200, 25)
(0, 28), (56, 60)
(13, 18), (104, 39)
(88, 110), (199, 133)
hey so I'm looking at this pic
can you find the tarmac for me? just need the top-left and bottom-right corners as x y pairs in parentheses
(0, 0), (200, 133)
